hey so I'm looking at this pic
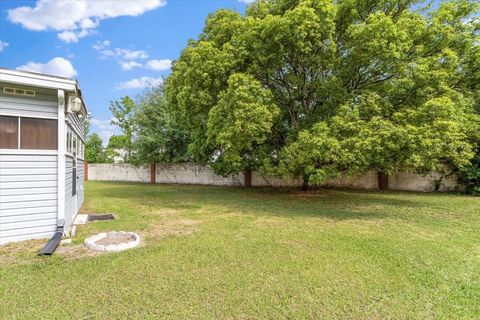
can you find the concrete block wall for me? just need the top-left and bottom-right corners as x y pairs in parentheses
(88, 163), (150, 183)
(86, 163), (458, 192)
(251, 172), (303, 187)
(155, 163), (243, 186)
(321, 171), (379, 189)
(388, 171), (457, 192)
(251, 171), (379, 189)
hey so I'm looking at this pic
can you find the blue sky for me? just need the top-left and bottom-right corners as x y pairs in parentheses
(0, 0), (250, 143)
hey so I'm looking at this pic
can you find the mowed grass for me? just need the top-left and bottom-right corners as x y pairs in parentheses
(1, 182), (479, 319)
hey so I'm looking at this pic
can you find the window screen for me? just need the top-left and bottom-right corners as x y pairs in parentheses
(20, 118), (58, 150)
(0, 116), (18, 149)
(66, 128), (72, 153)
(72, 135), (77, 196)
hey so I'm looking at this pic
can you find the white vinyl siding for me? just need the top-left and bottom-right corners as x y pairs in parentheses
(64, 156), (76, 229)
(77, 159), (85, 207)
(0, 83), (58, 119)
(0, 153), (58, 244)
(64, 124), (85, 231)
(0, 96), (57, 118)
(67, 113), (85, 141)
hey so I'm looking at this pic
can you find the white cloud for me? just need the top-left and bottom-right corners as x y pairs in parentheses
(145, 59), (172, 71)
(121, 61), (142, 71)
(239, 0), (256, 3)
(92, 40), (111, 51)
(93, 40), (149, 70)
(57, 31), (78, 43)
(17, 57), (77, 78)
(93, 41), (171, 72)
(115, 76), (163, 90)
(89, 118), (120, 146)
(58, 28), (96, 43)
(80, 18), (97, 29)
(8, 0), (166, 42)
(0, 40), (9, 52)
(109, 48), (149, 61)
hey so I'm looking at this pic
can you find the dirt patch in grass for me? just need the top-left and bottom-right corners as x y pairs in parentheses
(95, 233), (136, 246)
(252, 216), (287, 228)
(57, 218), (198, 258)
(149, 208), (181, 217)
(144, 218), (200, 241)
(0, 239), (44, 266)
(55, 244), (102, 260)
(0, 239), (101, 265)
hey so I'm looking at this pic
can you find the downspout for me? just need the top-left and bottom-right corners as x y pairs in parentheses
(38, 226), (64, 255)
(39, 90), (66, 255)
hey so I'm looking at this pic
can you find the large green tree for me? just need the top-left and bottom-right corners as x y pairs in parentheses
(106, 134), (130, 162)
(207, 73), (280, 176)
(166, 0), (480, 185)
(85, 133), (111, 163)
(107, 135), (130, 149)
(132, 86), (190, 164)
(110, 96), (136, 162)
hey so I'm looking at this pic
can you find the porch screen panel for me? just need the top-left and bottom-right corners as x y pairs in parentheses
(20, 118), (58, 150)
(0, 116), (18, 149)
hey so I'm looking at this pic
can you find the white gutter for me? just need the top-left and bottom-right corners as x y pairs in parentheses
(0, 68), (77, 91)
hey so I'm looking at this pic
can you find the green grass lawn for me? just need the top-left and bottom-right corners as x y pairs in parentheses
(1, 182), (479, 319)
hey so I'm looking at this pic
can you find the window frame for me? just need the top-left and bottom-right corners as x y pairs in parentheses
(20, 117), (58, 150)
(0, 115), (19, 149)
(66, 126), (73, 156)
(65, 124), (86, 160)
(0, 115), (58, 151)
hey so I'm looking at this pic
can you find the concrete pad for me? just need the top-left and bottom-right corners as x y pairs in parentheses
(60, 239), (72, 245)
(74, 214), (89, 225)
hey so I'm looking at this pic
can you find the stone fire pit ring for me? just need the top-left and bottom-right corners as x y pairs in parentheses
(85, 231), (141, 252)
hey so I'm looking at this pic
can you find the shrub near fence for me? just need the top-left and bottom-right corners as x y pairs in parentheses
(86, 163), (458, 192)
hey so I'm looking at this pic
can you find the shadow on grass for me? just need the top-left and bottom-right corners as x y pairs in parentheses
(87, 182), (434, 222)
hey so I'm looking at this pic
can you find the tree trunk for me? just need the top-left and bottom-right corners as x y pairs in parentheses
(378, 172), (389, 190)
(244, 169), (252, 187)
(301, 175), (309, 191)
(150, 163), (156, 184)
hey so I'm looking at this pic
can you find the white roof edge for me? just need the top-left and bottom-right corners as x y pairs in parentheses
(0, 67), (89, 114)
(0, 68), (77, 90)
(1, 72), (76, 91)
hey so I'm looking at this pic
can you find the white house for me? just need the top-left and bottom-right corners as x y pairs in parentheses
(0, 68), (88, 247)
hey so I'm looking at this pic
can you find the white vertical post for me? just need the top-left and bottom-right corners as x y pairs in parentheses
(17, 117), (20, 149)
(57, 90), (66, 227)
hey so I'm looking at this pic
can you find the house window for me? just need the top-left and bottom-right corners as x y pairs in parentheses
(77, 139), (82, 158)
(0, 116), (18, 149)
(72, 135), (77, 196)
(20, 118), (58, 150)
(0, 116), (58, 150)
(66, 127), (72, 153)
(72, 134), (77, 156)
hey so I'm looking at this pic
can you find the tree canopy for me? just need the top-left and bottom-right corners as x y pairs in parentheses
(109, 96), (136, 162)
(107, 135), (130, 150)
(85, 133), (112, 163)
(207, 73), (280, 175)
(166, 0), (480, 185)
(132, 86), (190, 164)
